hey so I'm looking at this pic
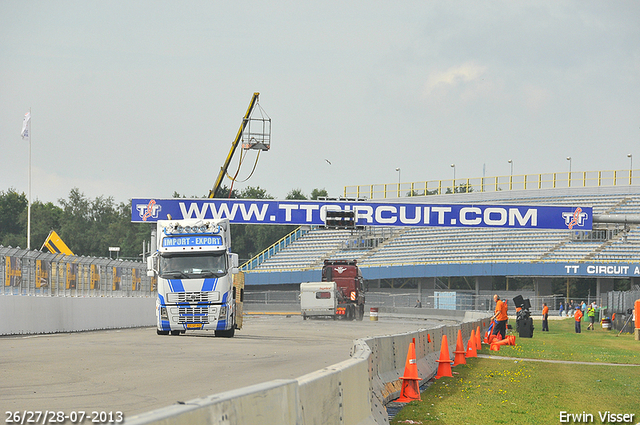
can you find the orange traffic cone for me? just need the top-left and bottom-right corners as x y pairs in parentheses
(397, 338), (421, 402)
(476, 326), (482, 350)
(466, 330), (477, 358)
(490, 338), (512, 351)
(453, 330), (467, 366)
(435, 335), (453, 379)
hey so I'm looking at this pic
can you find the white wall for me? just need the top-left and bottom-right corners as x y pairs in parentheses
(0, 296), (156, 335)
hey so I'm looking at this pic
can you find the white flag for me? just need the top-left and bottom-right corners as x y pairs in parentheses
(21, 111), (30, 139)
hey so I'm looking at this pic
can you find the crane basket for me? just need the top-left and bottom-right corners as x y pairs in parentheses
(241, 102), (271, 151)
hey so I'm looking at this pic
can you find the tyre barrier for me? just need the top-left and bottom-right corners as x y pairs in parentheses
(125, 314), (490, 425)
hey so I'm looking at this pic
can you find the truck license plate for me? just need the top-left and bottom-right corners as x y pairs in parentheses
(186, 323), (203, 329)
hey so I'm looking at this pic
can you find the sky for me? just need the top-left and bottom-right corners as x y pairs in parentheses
(1, 1), (639, 206)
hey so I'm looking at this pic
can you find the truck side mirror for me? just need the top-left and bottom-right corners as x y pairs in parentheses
(146, 254), (157, 277)
(230, 253), (239, 274)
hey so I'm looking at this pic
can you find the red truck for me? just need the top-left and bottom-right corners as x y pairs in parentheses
(321, 259), (366, 320)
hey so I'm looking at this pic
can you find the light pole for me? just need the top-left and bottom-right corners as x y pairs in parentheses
(628, 154), (633, 185)
(450, 164), (456, 193)
(395, 167), (401, 197)
(566, 156), (572, 187)
(508, 159), (513, 190)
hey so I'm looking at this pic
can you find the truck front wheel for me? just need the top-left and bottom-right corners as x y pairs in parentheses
(215, 328), (235, 337)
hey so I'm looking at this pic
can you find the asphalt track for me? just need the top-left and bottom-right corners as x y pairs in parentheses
(1, 313), (452, 418)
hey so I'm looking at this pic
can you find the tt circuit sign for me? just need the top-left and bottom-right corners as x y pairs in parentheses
(131, 198), (592, 231)
(564, 264), (640, 277)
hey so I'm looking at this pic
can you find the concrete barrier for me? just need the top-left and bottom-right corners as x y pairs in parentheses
(297, 355), (375, 425)
(125, 379), (302, 425)
(0, 296), (156, 335)
(124, 315), (490, 425)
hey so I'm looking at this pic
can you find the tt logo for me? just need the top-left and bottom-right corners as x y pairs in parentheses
(136, 200), (162, 221)
(562, 208), (588, 229)
(335, 267), (347, 274)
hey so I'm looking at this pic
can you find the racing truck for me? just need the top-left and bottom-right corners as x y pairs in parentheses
(147, 218), (240, 337)
(319, 259), (366, 320)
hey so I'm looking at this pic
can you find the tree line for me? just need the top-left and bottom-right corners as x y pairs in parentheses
(0, 186), (328, 263)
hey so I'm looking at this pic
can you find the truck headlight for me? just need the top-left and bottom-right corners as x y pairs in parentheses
(160, 307), (168, 320)
(219, 305), (227, 318)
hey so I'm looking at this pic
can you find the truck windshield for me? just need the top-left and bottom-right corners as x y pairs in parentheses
(159, 252), (227, 279)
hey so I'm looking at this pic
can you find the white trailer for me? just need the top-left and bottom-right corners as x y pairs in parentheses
(300, 282), (337, 320)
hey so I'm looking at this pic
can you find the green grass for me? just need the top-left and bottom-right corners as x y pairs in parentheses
(391, 318), (640, 425)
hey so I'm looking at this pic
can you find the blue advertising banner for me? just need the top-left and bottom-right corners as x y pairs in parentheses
(243, 261), (640, 285)
(131, 198), (592, 231)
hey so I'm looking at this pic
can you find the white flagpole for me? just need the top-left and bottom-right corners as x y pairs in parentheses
(27, 108), (31, 250)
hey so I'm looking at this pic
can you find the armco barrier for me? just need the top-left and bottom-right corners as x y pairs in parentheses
(125, 314), (490, 425)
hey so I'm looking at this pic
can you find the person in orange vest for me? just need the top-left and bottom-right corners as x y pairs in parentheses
(492, 294), (508, 339)
(542, 303), (549, 331)
(574, 306), (583, 333)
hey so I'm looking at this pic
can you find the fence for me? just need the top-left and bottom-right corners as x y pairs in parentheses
(0, 246), (155, 297)
(607, 289), (640, 315)
(344, 168), (640, 199)
(244, 289), (571, 313)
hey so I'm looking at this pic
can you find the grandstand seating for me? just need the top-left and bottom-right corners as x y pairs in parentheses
(247, 188), (640, 272)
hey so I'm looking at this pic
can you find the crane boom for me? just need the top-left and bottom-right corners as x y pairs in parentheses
(208, 92), (260, 198)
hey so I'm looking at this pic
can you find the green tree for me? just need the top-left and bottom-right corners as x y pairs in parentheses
(28, 201), (63, 249)
(239, 186), (272, 199)
(286, 188), (307, 200)
(52, 188), (152, 259)
(212, 185), (240, 199)
(107, 200), (153, 260)
(0, 189), (28, 245)
(310, 188), (328, 200)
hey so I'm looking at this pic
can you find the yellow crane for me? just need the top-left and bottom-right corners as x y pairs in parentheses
(208, 92), (270, 198)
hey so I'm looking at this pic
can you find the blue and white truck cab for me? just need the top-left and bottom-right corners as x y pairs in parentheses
(147, 218), (240, 337)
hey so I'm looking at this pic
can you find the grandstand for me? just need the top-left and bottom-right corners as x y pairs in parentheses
(242, 184), (640, 304)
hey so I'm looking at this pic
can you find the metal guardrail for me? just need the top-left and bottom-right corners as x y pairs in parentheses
(0, 246), (155, 297)
(240, 226), (309, 272)
(344, 169), (640, 199)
